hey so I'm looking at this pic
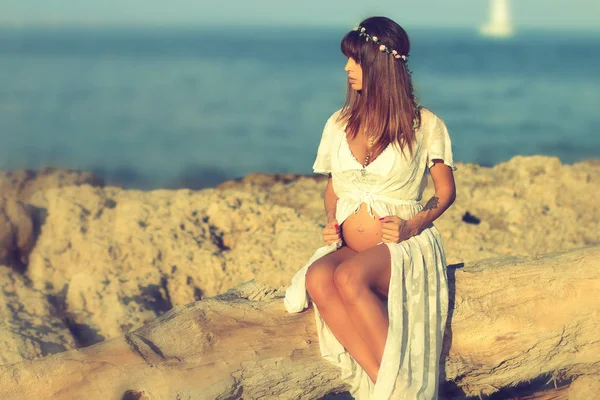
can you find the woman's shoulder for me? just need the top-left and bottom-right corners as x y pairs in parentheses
(417, 106), (448, 137)
(418, 106), (445, 126)
(327, 108), (344, 125)
(323, 108), (346, 133)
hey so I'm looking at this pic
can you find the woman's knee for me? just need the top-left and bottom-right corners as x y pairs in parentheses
(305, 262), (336, 303)
(334, 261), (369, 302)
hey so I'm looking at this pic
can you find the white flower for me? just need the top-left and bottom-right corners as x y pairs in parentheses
(379, 44), (386, 51)
(392, 50), (398, 55)
(360, 27), (366, 33)
(372, 36), (378, 42)
(353, 24), (360, 31)
(401, 55), (407, 60)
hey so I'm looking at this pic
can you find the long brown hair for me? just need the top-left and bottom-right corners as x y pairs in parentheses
(339, 16), (421, 159)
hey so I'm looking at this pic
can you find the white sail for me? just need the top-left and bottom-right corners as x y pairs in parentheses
(480, 0), (514, 38)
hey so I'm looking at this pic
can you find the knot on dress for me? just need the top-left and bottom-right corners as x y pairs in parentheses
(353, 191), (378, 218)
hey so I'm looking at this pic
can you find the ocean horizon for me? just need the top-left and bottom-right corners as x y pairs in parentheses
(0, 25), (598, 189)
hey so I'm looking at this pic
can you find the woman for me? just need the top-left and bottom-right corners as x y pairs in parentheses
(284, 16), (456, 400)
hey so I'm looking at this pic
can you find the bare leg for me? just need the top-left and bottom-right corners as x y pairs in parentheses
(334, 243), (392, 381)
(305, 246), (380, 382)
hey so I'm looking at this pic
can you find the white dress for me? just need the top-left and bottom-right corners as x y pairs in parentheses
(284, 107), (457, 400)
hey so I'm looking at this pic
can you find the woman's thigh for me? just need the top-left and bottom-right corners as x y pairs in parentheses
(334, 243), (392, 300)
(305, 245), (358, 302)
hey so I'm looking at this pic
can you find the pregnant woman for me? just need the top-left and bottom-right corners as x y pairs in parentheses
(284, 16), (457, 400)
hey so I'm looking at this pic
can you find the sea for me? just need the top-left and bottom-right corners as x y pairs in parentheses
(0, 25), (598, 189)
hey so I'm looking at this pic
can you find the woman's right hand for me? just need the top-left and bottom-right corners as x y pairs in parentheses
(323, 219), (342, 246)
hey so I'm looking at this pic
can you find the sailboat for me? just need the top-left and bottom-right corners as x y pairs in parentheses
(480, 0), (515, 38)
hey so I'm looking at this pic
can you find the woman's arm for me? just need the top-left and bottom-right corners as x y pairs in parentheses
(408, 160), (456, 233)
(324, 173), (338, 223)
(322, 174), (342, 246)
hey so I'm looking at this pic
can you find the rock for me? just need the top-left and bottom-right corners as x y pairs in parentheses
(0, 266), (76, 365)
(22, 185), (318, 345)
(0, 198), (36, 269)
(0, 167), (104, 205)
(0, 246), (598, 399)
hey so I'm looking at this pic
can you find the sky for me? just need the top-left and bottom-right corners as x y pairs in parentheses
(2, 0), (600, 31)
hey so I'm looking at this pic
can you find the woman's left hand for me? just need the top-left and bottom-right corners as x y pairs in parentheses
(379, 216), (418, 243)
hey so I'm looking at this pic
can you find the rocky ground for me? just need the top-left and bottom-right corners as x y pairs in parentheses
(1, 156), (598, 366)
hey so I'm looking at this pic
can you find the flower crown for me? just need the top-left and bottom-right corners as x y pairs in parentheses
(352, 24), (408, 62)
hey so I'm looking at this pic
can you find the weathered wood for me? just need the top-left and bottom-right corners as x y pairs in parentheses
(518, 375), (600, 400)
(444, 245), (600, 396)
(0, 246), (598, 399)
(0, 281), (349, 400)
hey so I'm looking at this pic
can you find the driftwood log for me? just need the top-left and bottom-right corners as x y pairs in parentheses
(0, 245), (598, 400)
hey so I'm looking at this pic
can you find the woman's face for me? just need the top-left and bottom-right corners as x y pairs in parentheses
(344, 57), (363, 91)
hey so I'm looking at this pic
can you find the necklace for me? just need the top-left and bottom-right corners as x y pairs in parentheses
(360, 135), (375, 177)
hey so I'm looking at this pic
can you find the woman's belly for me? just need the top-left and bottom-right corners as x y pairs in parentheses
(340, 202), (385, 253)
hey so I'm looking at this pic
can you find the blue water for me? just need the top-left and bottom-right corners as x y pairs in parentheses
(0, 26), (599, 189)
